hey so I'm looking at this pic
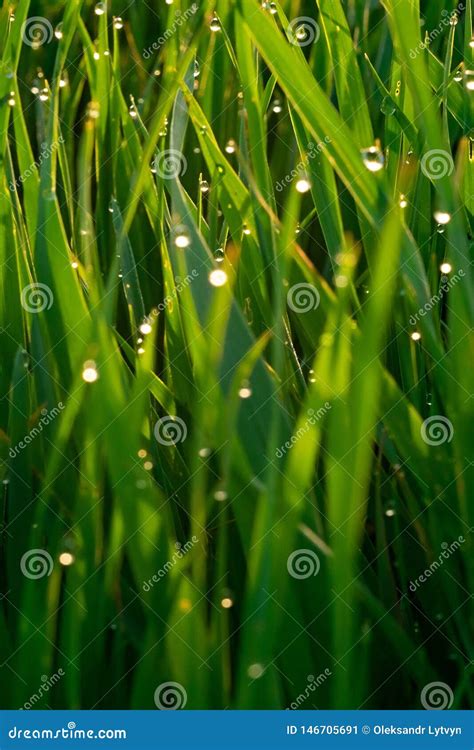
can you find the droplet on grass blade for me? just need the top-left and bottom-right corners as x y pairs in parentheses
(361, 146), (385, 172)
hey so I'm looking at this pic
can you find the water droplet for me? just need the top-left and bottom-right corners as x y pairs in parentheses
(174, 226), (191, 248)
(399, 194), (408, 208)
(54, 22), (63, 39)
(59, 552), (75, 566)
(464, 70), (474, 91)
(82, 360), (99, 383)
(271, 99), (282, 114)
(225, 139), (236, 154)
(295, 177), (311, 193)
(453, 68), (463, 82)
(434, 210), (451, 225)
(411, 332), (421, 342)
(215, 248), (225, 263)
(209, 269), (228, 287)
(139, 320), (152, 335)
(113, 16), (123, 29)
(440, 262), (452, 274)
(242, 224), (251, 235)
(449, 13), (458, 25)
(385, 508), (396, 518)
(71, 261), (79, 269)
(238, 380), (252, 399)
(193, 60), (200, 78)
(200, 179), (209, 193)
(210, 15), (221, 32)
(198, 447), (211, 458)
(95, 2), (106, 16)
(39, 88), (49, 102)
(87, 101), (100, 119)
(269, 2), (278, 13)
(221, 597), (234, 608)
(7, 91), (15, 107)
(247, 663), (265, 679)
(361, 146), (385, 172)
(214, 489), (228, 502)
(93, 51), (100, 60)
(381, 97), (396, 116)
(129, 104), (138, 119)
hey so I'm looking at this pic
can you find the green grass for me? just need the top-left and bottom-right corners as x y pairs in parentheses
(0, 0), (472, 710)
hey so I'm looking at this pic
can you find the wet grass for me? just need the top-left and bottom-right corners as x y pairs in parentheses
(0, 0), (472, 709)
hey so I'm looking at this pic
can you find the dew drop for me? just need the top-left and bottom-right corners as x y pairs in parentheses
(54, 23), (63, 39)
(200, 179), (209, 193)
(464, 70), (474, 91)
(214, 489), (228, 502)
(215, 248), (225, 263)
(113, 16), (123, 29)
(210, 15), (221, 32)
(95, 2), (106, 16)
(361, 146), (385, 172)
(295, 177), (311, 193)
(247, 663), (265, 679)
(209, 269), (228, 287)
(411, 332), (421, 342)
(82, 360), (99, 383)
(59, 552), (75, 566)
(238, 380), (252, 399)
(399, 194), (408, 208)
(174, 226), (191, 248)
(440, 262), (452, 274)
(381, 97), (396, 116)
(225, 139), (236, 154)
(434, 210), (451, 225)
(271, 98), (282, 113)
